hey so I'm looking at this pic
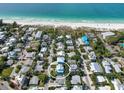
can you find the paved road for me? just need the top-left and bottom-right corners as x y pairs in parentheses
(78, 48), (95, 90)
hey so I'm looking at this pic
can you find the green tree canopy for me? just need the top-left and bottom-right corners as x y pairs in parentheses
(38, 73), (48, 84)
(2, 67), (14, 79)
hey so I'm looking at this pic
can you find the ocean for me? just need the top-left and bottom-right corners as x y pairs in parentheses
(0, 3), (124, 23)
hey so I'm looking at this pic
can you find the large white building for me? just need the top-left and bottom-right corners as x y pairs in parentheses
(101, 32), (115, 39)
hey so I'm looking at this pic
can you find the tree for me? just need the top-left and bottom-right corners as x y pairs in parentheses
(66, 79), (72, 89)
(0, 19), (3, 26)
(119, 51), (124, 57)
(106, 36), (118, 44)
(15, 65), (22, 73)
(51, 70), (57, 77)
(38, 73), (48, 84)
(12, 21), (18, 28)
(2, 67), (14, 79)
(0, 56), (5, 65)
(0, 56), (7, 71)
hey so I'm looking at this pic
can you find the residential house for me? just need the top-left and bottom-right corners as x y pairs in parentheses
(40, 47), (47, 54)
(20, 66), (30, 74)
(57, 42), (64, 50)
(25, 52), (36, 59)
(96, 76), (106, 83)
(71, 75), (81, 85)
(70, 64), (77, 72)
(8, 51), (17, 59)
(6, 60), (14, 66)
(90, 63), (103, 73)
(102, 60), (112, 73)
(34, 64), (43, 72)
(67, 52), (76, 58)
(35, 31), (42, 39)
(1, 47), (9, 53)
(66, 40), (73, 46)
(56, 77), (65, 85)
(68, 59), (76, 64)
(24, 59), (33, 66)
(72, 85), (82, 90)
(57, 51), (65, 57)
(37, 61), (44, 65)
(88, 51), (96, 61)
(111, 79), (124, 90)
(16, 75), (29, 89)
(9, 37), (17, 44)
(29, 76), (39, 85)
(110, 61), (122, 73)
(56, 64), (64, 74)
(67, 46), (74, 50)
(66, 35), (71, 40)
(98, 86), (111, 90)
(57, 57), (65, 64)
(83, 46), (93, 53)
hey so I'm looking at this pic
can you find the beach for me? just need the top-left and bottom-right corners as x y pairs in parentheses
(3, 19), (124, 30)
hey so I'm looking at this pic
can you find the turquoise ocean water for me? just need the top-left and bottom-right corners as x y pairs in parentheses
(0, 3), (124, 23)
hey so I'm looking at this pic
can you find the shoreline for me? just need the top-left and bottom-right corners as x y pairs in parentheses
(3, 19), (124, 30)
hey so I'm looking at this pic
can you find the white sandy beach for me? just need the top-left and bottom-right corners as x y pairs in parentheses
(3, 19), (124, 30)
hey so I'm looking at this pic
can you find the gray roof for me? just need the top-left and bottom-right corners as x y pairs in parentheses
(70, 64), (77, 71)
(25, 59), (33, 66)
(26, 52), (36, 58)
(68, 59), (76, 64)
(37, 61), (44, 65)
(90, 63), (103, 73)
(6, 60), (13, 66)
(20, 66), (30, 73)
(67, 46), (74, 50)
(56, 77), (65, 85)
(35, 65), (43, 72)
(35, 31), (42, 39)
(29, 76), (39, 85)
(71, 75), (81, 84)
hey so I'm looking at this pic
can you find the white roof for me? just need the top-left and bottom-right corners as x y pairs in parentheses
(40, 47), (47, 53)
(98, 86), (111, 90)
(66, 35), (71, 39)
(72, 85), (82, 90)
(97, 76), (106, 83)
(111, 79), (124, 90)
(101, 32), (115, 35)
(101, 32), (115, 39)
(56, 64), (64, 71)
(113, 64), (122, 73)
(57, 51), (65, 56)
(57, 57), (65, 63)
